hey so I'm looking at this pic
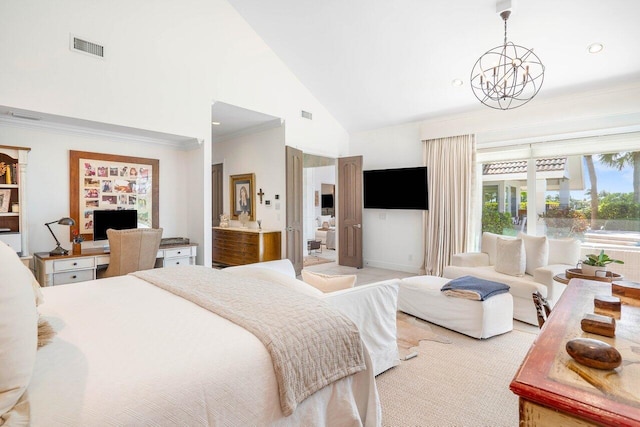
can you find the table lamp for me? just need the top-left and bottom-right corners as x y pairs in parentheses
(45, 217), (76, 256)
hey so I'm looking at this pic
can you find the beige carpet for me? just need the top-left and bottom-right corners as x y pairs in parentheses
(378, 316), (537, 427)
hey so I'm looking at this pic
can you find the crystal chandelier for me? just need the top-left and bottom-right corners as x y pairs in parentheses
(470, 9), (544, 110)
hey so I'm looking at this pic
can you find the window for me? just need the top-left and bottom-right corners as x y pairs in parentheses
(478, 134), (640, 249)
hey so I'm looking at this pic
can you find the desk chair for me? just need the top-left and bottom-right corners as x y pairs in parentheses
(99, 228), (163, 278)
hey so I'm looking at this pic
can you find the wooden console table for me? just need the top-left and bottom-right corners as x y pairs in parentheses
(212, 227), (281, 266)
(510, 279), (640, 426)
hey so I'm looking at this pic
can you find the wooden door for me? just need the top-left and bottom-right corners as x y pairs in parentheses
(211, 163), (223, 227)
(338, 156), (363, 268)
(286, 146), (304, 274)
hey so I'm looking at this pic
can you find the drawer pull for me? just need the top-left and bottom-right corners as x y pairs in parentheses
(176, 261), (180, 264)
(71, 275), (77, 279)
(73, 262), (78, 266)
(177, 251), (181, 254)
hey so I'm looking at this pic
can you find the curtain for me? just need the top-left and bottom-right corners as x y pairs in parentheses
(421, 134), (476, 276)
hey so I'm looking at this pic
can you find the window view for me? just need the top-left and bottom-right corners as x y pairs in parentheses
(481, 151), (640, 247)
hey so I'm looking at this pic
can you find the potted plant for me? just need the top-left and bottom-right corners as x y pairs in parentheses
(580, 250), (624, 277)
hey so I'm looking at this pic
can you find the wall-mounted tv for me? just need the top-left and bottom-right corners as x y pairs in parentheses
(321, 194), (334, 208)
(363, 166), (428, 210)
(93, 209), (138, 241)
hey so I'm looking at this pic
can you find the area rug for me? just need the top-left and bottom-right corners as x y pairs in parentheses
(396, 312), (451, 359)
(303, 256), (333, 267)
(379, 320), (538, 426)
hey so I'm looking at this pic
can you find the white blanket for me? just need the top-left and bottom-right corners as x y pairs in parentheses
(29, 275), (381, 426)
(132, 266), (365, 416)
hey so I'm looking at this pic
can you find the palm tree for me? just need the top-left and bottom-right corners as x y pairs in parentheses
(599, 152), (640, 203)
(584, 155), (598, 228)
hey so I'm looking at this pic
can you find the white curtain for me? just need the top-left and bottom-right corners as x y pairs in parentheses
(421, 134), (477, 276)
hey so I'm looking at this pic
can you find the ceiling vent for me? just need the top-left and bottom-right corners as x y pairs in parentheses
(70, 34), (104, 58)
(301, 110), (313, 120)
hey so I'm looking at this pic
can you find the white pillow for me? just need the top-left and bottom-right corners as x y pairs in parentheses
(548, 238), (581, 266)
(481, 232), (513, 265)
(0, 242), (38, 422)
(301, 270), (357, 293)
(226, 267), (323, 298)
(494, 237), (526, 277)
(517, 232), (549, 275)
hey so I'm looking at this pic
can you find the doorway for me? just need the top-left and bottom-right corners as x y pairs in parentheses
(302, 154), (337, 267)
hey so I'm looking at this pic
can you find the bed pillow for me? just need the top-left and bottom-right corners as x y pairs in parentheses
(494, 238), (525, 277)
(319, 215), (332, 227)
(517, 232), (549, 275)
(301, 270), (357, 293)
(0, 242), (38, 423)
(226, 267), (323, 298)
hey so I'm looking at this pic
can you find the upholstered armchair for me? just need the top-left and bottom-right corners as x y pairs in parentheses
(100, 228), (163, 278)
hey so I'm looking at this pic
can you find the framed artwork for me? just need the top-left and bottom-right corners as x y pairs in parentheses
(230, 173), (255, 221)
(0, 189), (10, 213)
(69, 151), (159, 241)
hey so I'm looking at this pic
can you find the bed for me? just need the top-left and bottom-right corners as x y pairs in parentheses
(1, 243), (396, 426)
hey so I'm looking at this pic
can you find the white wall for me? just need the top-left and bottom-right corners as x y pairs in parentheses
(0, 123), (189, 254)
(0, 0), (349, 264)
(350, 82), (640, 274)
(212, 125), (286, 258)
(350, 121), (424, 273)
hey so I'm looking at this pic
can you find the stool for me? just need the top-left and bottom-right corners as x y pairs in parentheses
(398, 276), (513, 339)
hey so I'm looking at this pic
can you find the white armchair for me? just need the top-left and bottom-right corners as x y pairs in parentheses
(444, 232), (581, 325)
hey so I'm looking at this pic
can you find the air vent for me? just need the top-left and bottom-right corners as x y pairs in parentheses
(70, 34), (104, 58)
(301, 110), (313, 120)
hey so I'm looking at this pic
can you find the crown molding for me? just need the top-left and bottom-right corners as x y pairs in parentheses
(0, 115), (200, 150)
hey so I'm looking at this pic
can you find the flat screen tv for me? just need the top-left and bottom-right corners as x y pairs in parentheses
(93, 209), (138, 241)
(321, 194), (334, 208)
(363, 166), (428, 210)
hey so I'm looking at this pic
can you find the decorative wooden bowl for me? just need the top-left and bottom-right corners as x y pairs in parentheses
(565, 268), (623, 283)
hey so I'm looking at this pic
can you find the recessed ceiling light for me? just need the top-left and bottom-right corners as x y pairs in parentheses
(451, 79), (464, 87)
(211, 121), (221, 126)
(587, 43), (604, 54)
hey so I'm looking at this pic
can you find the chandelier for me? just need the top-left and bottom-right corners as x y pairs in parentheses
(470, 9), (544, 110)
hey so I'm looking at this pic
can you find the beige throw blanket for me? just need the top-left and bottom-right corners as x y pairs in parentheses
(132, 266), (365, 416)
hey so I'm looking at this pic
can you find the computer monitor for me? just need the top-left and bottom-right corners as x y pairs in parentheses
(93, 209), (138, 241)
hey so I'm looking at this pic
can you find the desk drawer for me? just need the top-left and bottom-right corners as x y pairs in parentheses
(53, 257), (96, 272)
(164, 247), (194, 259)
(53, 269), (95, 285)
(164, 257), (192, 267)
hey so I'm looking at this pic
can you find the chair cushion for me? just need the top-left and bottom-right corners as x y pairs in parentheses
(518, 233), (549, 275)
(494, 238), (525, 277)
(301, 270), (357, 293)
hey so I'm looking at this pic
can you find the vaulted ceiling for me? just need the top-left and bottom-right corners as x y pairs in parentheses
(227, 0), (640, 132)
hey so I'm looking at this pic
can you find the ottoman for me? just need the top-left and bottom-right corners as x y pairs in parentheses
(398, 275), (513, 339)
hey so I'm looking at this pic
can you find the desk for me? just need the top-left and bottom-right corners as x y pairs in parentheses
(510, 279), (640, 426)
(34, 243), (197, 287)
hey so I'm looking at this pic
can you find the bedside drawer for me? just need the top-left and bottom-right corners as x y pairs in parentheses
(53, 269), (95, 285)
(164, 247), (195, 259)
(53, 257), (96, 272)
(164, 257), (191, 267)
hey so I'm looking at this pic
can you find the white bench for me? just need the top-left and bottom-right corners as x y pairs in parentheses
(398, 276), (513, 339)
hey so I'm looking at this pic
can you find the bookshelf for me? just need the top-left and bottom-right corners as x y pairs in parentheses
(0, 145), (30, 255)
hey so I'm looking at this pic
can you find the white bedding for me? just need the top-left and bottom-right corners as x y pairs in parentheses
(30, 275), (380, 426)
